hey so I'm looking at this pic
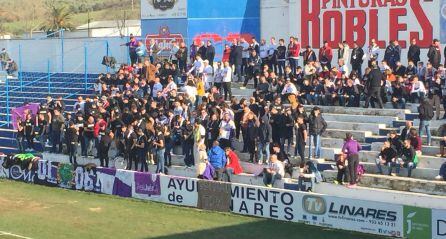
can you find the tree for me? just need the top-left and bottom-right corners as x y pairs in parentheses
(41, 2), (74, 34)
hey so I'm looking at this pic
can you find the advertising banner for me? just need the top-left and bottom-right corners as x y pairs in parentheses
(403, 206), (432, 239)
(141, 0), (187, 20)
(141, 19), (187, 60)
(160, 175), (198, 207)
(432, 209), (446, 239)
(294, 0), (440, 49)
(188, 19), (260, 61)
(11, 103), (40, 130)
(230, 184), (302, 222)
(132, 172), (162, 201)
(300, 195), (404, 237)
(197, 180), (231, 212)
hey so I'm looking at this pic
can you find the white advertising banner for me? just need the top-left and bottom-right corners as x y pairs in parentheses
(433, 209), (446, 239)
(160, 175), (198, 207)
(141, 0), (187, 20)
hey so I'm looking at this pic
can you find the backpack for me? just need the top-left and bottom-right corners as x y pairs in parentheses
(356, 164), (365, 182)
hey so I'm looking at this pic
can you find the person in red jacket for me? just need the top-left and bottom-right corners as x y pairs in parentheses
(319, 41), (333, 70)
(225, 147), (243, 181)
(287, 37), (301, 74)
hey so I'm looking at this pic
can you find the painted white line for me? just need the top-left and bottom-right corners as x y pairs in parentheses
(0, 231), (33, 239)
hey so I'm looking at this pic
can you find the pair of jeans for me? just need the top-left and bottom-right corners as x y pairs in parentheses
(419, 120), (431, 145)
(336, 167), (348, 183)
(289, 58), (298, 74)
(263, 172), (282, 186)
(214, 167), (230, 182)
(51, 131), (62, 153)
(410, 92), (425, 103)
(68, 143), (77, 164)
(308, 134), (321, 159)
(392, 98), (406, 109)
(84, 136), (95, 156)
(182, 141), (194, 167)
(156, 149), (165, 173)
(439, 162), (446, 179)
(375, 158), (398, 175)
(277, 60), (285, 76)
(257, 141), (270, 164)
(16, 136), (25, 153)
(397, 162), (417, 177)
(39, 134), (47, 152)
(222, 82), (232, 101)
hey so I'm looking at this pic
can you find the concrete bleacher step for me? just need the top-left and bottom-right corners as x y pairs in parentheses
(323, 113), (398, 126)
(307, 105), (409, 118)
(322, 170), (446, 196)
(326, 121), (386, 135)
(323, 129), (373, 142)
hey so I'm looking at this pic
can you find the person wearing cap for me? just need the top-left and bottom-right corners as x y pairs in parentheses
(341, 133), (362, 188)
(308, 107), (327, 160)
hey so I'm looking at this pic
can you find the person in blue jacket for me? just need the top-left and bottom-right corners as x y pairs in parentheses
(207, 140), (227, 181)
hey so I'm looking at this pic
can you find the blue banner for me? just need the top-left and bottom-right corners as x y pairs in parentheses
(187, 0), (260, 19)
(188, 19), (260, 61)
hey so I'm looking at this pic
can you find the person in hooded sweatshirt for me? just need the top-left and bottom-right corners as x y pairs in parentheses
(207, 140), (227, 181)
(225, 147), (243, 182)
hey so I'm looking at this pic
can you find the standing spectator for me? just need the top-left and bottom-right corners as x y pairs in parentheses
(16, 117), (25, 153)
(428, 39), (442, 69)
(170, 41), (180, 67)
(98, 130), (113, 168)
(288, 37), (301, 74)
(308, 107), (327, 160)
(24, 113), (35, 151)
(222, 44), (231, 63)
(135, 128), (148, 172)
(418, 98), (434, 146)
(294, 115), (307, 163)
(301, 45), (317, 66)
(148, 39), (160, 64)
(50, 109), (65, 154)
(122, 35), (139, 66)
(276, 39), (287, 76)
(222, 61), (233, 100)
(367, 38), (380, 67)
(190, 41), (198, 63)
(154, 126), (165, 174)
(136, 41), (147, 64)
(0, 48), (10, 70)
(197, 41), (207, 61)
(338, 41), (350, 66)
(258, 110), (272, 164)
(429, 73), (443, 119)
(218, 113), (235, 149)
(196, 143), (208, 178)
(384, 40), (401, 70)
(259, 39), (269, 68)
(177, 42), (188, 73)
(364, 61), (384, 108)
(263, 154), (285, 188)
(65, 122), (78, 165)
(319, 41), (333, 70)
(268, 37), (278, 73)
(83, 116), (96, 157)
(205, 40), (215, 68)
(242, 50), (261, 89)
(230, 40), (243, 82)
(208, 140), (227, 181)
(241, 38), (250, 79)
(408, 38), (421, 65)
(342, 133), (362, 188)
(351, 42), (364, 76)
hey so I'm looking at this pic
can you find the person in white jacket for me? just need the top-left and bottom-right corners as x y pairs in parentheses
(188, 55), (204, 76)
(203, 60), (214, 90)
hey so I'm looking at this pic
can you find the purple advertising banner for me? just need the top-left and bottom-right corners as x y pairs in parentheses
(134, 172), (161, 197)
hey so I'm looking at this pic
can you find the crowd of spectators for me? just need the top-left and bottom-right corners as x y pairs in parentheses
(13, 35), (446, 188)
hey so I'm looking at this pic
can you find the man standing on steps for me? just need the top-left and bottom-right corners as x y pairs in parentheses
(418, 98), (434, 146)
(308, 107), (327, 160)
(364, 60), (384, 109)
(222, 61), (232, 101)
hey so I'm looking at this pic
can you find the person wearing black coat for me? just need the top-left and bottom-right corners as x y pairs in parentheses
(350, 42), (364, 76)
(364, 61), (384, 108)
(428, 39), (442, 69)
(308, 107), (327, 159)
(384, 40), (401, 70)
(245, 115), (259, 163)
(230, 40), (243, 82)
(205, 41), (215, 68)
(197, 42), (207, 60)
(258, 111), (272, 164)
(407, 39), (420, 65)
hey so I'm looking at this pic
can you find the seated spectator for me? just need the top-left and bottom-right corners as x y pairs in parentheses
(375, 141), (398, 176)
(263, 154), (285, 188)
(391, 82), (406, 109)
(398, 139), (418, 177)
(334, 153), (348, 185)
(438, 123), (446, 157)
(410, 76), (426, 103)
(225, 147), (243, 178)
(207, 140), (227, 181)
(408, 128), (422, 155)
(298, 161), (316, 192)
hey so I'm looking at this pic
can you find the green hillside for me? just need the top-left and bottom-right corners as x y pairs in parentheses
(0, 0), (140, 36)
